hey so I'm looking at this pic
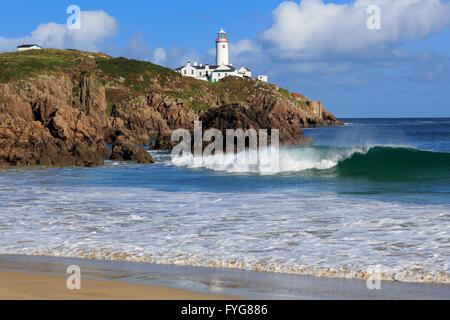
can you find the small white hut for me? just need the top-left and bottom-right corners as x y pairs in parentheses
(17, 44), (42, 52)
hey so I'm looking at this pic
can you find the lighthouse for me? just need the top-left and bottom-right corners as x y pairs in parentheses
(174, 29), (267, 83)
(216, 29), (229, 66)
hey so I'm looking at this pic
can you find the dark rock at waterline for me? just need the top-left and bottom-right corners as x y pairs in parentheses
(200, 103), (314, 147)
(0, 113), (109, 168)
(110, 136), (154, 164)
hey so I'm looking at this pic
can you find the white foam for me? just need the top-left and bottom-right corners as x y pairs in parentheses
(170, 146), (365, 174)
(0, 183), (448, 283)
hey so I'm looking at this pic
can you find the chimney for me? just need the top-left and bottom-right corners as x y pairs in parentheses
(187, 61), (191, 66)
(194, 61), (198, 67)
(200, 63), (203, 67)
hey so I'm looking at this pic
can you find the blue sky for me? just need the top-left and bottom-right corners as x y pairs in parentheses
(0, 0), (449, 118)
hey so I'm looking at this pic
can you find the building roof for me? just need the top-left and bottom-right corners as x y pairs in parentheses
(217, 65), (237, 71)
(212, 68), (236, 73)
(17, 44), (42, 48)
(175, 64), (225, 71)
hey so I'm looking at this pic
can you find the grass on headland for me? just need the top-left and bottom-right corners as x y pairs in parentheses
(95, 57), (177, 78)
(0, 49), (177, 84)
(0, 49), (82, 82)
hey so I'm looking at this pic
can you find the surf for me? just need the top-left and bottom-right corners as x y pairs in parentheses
(329, 146), (450, 181)
(169, 145), (450, 180)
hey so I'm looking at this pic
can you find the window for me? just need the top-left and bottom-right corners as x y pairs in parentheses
(184, 70), (186, 75)
(191, 70), (194, 75)
(218, 73), (220, 76)
(222, 45), (225, 49)
(199, 72), (202, 76)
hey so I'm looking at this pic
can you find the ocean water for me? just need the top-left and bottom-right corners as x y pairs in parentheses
(0, 118), (449, 283)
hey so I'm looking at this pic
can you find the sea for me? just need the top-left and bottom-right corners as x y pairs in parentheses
(0, 118), (449, 283)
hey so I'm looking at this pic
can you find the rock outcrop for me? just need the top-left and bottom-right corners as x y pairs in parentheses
(108, 77), (343, 150)
(110, 135), (154, 164)
(0, 75), (109, 167)
(200, 102), (313, 147)
(0, 49), (343, 167)
(0, 114), (108, 167)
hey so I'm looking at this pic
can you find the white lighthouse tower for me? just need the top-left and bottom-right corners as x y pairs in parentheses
(216, 29), (229, 66)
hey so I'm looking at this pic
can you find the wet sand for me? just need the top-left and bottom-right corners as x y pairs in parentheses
(0, 254), (448, 300)
(0, 270), (241, 300)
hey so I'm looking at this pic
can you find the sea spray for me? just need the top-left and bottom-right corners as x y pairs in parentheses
(171, 146), (359, 174)
(170, 145), (450, 181)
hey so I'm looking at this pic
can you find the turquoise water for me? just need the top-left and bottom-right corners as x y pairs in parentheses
(0, 118), (449, 283)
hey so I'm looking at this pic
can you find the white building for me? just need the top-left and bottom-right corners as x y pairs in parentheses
(175, 29), (266, 83)
(17, 44), (42, 52)
(258, 75), (268, 83)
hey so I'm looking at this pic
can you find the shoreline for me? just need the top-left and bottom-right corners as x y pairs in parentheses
(0, 269), (240, 300)
(0, 254), (448, 300)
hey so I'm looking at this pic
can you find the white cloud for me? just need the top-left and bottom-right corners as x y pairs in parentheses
(0, 10), (118, 53)
(121, 32), (153, 60)
(229, 39), (261, 56)
(104, 32), (169, 65)
(260, 0), (450, 60)
(161, 46), (213, 68)
(153, 48), (166, 64)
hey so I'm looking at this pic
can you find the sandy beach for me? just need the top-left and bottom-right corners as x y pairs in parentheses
(0, 254), (448, 300)
(0, 269), (241, 300)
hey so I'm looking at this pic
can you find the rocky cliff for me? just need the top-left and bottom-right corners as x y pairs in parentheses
(0, 49), (343, 167)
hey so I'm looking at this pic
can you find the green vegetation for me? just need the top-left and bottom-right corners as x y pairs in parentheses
(165, 91), (184, 99)
(207, 77), (247, 89)
(0, 49), (178, 84)
(206, 77), (255, 101)
(279, 87), (291, 98)
(0, 49), (81, 82)
(96, 57), (176, 78)
(278, 86), (309, 107)
(130, 84), (150, 92)
(183, 82), (204, 96)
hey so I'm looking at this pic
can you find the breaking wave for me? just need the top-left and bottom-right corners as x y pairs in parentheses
(170, 146), (450, 180)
